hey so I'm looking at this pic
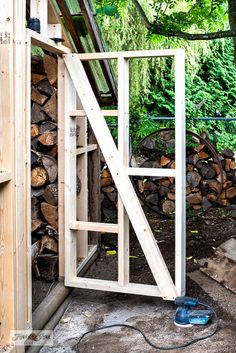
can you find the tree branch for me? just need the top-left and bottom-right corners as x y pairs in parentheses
(131, 0), (236, 41)
(152, 28), (236, 40)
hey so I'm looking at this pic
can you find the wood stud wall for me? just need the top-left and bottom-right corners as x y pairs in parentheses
(0, 0), (71, 348)
(0, 0), (186, 348)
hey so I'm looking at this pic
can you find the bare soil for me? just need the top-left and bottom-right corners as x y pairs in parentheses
(85, 207), (236, 284)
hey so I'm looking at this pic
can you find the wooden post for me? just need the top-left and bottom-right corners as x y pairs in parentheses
(76, 113), (89, 258)
(30, 0), (48, 37)
(64, 68), (77, 282)
(58, 57), (66, 279)
(118, 57), (130, 286)
(175, 50), (186, 296)
(0, 0), (31, 348)
(0, 1), (15, 345)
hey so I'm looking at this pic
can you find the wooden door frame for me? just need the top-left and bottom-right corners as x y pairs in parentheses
(61, 50), (186, 301)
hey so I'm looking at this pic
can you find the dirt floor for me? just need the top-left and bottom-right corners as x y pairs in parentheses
(84, 206), (236, 283)
(36, 206), (236, 353)
(40, 273), (236, 353)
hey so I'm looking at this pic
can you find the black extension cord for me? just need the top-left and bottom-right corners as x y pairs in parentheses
(75, 303), (218, 352)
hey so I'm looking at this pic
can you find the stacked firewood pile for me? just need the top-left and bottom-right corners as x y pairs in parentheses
(101, 129), (236, 217)
(31, 55), (59, 279)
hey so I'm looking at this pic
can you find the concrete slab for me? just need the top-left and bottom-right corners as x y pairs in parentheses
(40, 272), (235, 353)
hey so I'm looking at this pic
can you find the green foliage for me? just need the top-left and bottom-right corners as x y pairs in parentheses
(151, 0), (227, 32)
(94, 0), (236, 151)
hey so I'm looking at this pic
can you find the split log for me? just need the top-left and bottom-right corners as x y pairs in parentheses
(31, 240), (41, 264)
(101, 177), (112, 187)
(137, 180), (157, 193)
(198, 151), (209, 160)
(46, 145), (58, 158)
(217, 199), (230, 207)
(225, 158), (232, 172)
(187, 192), (202, 205)
(223, 181), (233, 189)
(200, 164), (216, 179)
(160, 130), (173, 141)
(206, 193), (217, 202)
(42, 93), (57, 121)
(186, 185), (191, 195)
(188, 154), (199, 165)
(162, 200), (175, 213)
(31, 87), (48, 106)
(187, 164), (194, 172)
(41, 235), (58, 253)
(168, 161), (176, 169)
(230, 160), (236, 170)
(146, 193), (158, 205)
(36, 78), (54, 96)
(227, 170), (236, 183)
(31, 196), (41, 220)
(143, 160), (161, 168)
(216, 171), (227, 184)
(220, 190), (226, 200)
(31, 73), (46, 84)
(201, 197), (212, 211)
(31, 124), (40, 138)
(31, 103), (49, 123)
(43, 183), (58, 206)
(31, 166), (48, 187)
(204, 179), (221, 193)
(167, 192), (175, 201)
(32, 187), (45, 198)
(102, 186), (115, 193)
(43, 55), (57, 86)
(39, 121), (57, 134)
(192, 205), (202, 210)
(31, 219), (43, 233)
(142, 138), (156, 150)
(222, 148), (234, 158)
(159, 179), (170, 187)
(187, 171), (201, 188)
(31, 138), (40, 150)
(225, 187), (236, 199)
(42, 156), (58, 183)
(41, 202), (58, 230)
(160, 155), (171, 166)
(31, 150), (42, 165)
(38, 131), (57, 146)
(210, 163), (221, 175)
(105, 190), (117, 204)
(159, 186), (169, 196)
(101, 169), (111, 178)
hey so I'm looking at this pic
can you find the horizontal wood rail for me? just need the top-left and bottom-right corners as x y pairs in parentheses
(74, 49), (183, 61)
(27, 29), (71, 55)
(76, 144), (97, 155)
(70, 109), (118, 117)
(127, 167), (176, 177)
(65, 278), (161, 297)
(70, 221), (119, 233)
(0, 171), (11, 184)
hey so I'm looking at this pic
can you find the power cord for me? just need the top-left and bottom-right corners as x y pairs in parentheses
(75, 303), (219, 351)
